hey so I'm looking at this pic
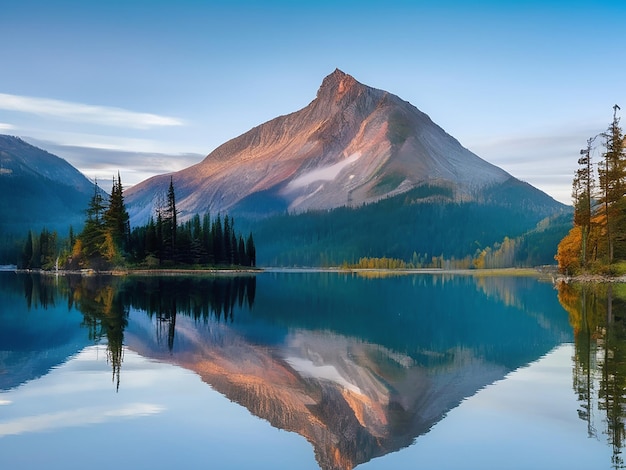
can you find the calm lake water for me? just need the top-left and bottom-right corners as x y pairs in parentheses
(0, 270), (623, 469)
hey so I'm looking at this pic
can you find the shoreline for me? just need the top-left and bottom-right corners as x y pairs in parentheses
(19, 264), (626, 283)
(4, 265), (558, 279)
(554, 273), (626, 284)
(6, 267), (261, 277)
(9, 266), (625, 284)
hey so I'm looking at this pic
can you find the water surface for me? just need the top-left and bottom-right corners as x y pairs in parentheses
(0, 271), (621, 469)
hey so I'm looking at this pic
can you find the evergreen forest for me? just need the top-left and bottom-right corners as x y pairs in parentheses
(246, 182), (570, 268)
(16, 174), (256, 271)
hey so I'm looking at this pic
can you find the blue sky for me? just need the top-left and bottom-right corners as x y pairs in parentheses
(1, 0), (625, 204)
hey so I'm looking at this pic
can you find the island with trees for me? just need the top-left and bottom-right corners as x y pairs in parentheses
(18, 174), (256, 272)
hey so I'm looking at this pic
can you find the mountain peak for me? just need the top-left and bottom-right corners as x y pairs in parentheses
(317, 68), (361, 100)
(325, 68), (350, 82)
(126, 70), (540, 224)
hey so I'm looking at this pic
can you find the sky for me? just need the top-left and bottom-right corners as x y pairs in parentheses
(1, 0), (625, 205)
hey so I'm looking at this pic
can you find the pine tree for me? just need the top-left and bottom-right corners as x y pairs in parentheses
(80, 180), (108, 260)
(223, 216), (232, 265)
(156, 210), (164, 262)
(231, 230), (239, 265)
(573, 136), (596, 266)
(104, 172), (130, 253)
(39, 228), (58, 268)
(246, 233), (256, 267)
(202, 213), (212, 264)
(87, 179), (107, 223)
(145, 217), (159, 261)
(22, 230), (33, 269)
(191, 214), (201, 240)
(213, 214), (224, 264)
(162, 177), (178, 262)
(238, 235), (247, 266)
(598, 105), (626, 262)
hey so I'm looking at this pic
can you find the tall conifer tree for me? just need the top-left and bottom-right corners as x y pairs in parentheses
(161, 177), (178, 261)
(104, 172), (130, 253)
(573, 136), (596, 266)
(80, 180), (108, 259)
(598, 105), (626, 262)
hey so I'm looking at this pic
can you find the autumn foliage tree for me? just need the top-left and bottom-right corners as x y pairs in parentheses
(556, 226), (583, 275)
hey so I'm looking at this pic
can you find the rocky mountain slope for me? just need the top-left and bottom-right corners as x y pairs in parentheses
(125, 69), (519, 224)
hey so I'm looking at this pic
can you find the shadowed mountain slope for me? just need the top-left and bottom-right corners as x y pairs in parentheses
(0, 135), (95, 235)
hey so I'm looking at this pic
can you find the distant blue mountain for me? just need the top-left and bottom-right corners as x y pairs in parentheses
(0, 135), (95, 235)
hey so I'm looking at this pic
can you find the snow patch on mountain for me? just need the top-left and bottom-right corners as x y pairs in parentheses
(286, 152), (361, 190)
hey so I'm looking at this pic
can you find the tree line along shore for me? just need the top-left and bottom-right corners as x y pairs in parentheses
(17, 174), (256, 272)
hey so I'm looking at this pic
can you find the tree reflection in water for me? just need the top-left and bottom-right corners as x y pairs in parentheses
(119, 276), (256, 351)
(558, 282), (626, 469)
(20, 273), (257, 391)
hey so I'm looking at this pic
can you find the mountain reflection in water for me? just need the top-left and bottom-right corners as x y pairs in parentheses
(0, 272), (573, 470)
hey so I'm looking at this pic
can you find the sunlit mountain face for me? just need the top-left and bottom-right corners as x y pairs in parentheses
(121, 70), (567, 268)
(125, 69), (563, 225)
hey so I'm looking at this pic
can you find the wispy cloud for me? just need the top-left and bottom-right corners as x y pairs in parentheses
(22, 137), (203, 186)
(0, 93), (184, 129)
(461, 128), (594, 205)
(0, 122), (15, 131)
(0, 403), (164, 437)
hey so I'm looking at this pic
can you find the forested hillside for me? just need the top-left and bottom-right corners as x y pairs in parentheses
(247, 180), (570, 267)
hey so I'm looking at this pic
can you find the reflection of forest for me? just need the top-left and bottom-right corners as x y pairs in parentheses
(118, 276), (256, 351)
(21, 274), (257, 390)
(558, 282), (626, 469)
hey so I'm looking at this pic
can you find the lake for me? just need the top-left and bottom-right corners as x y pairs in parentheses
(0, 270), (623, 469)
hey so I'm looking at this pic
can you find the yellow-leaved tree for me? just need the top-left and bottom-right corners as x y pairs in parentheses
(555, 226), (582, 275)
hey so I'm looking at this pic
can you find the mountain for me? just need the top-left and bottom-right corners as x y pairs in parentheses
(124, 70), (569, 266)
(126, 69), (518, 222)
(0, 135), (95, 235)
